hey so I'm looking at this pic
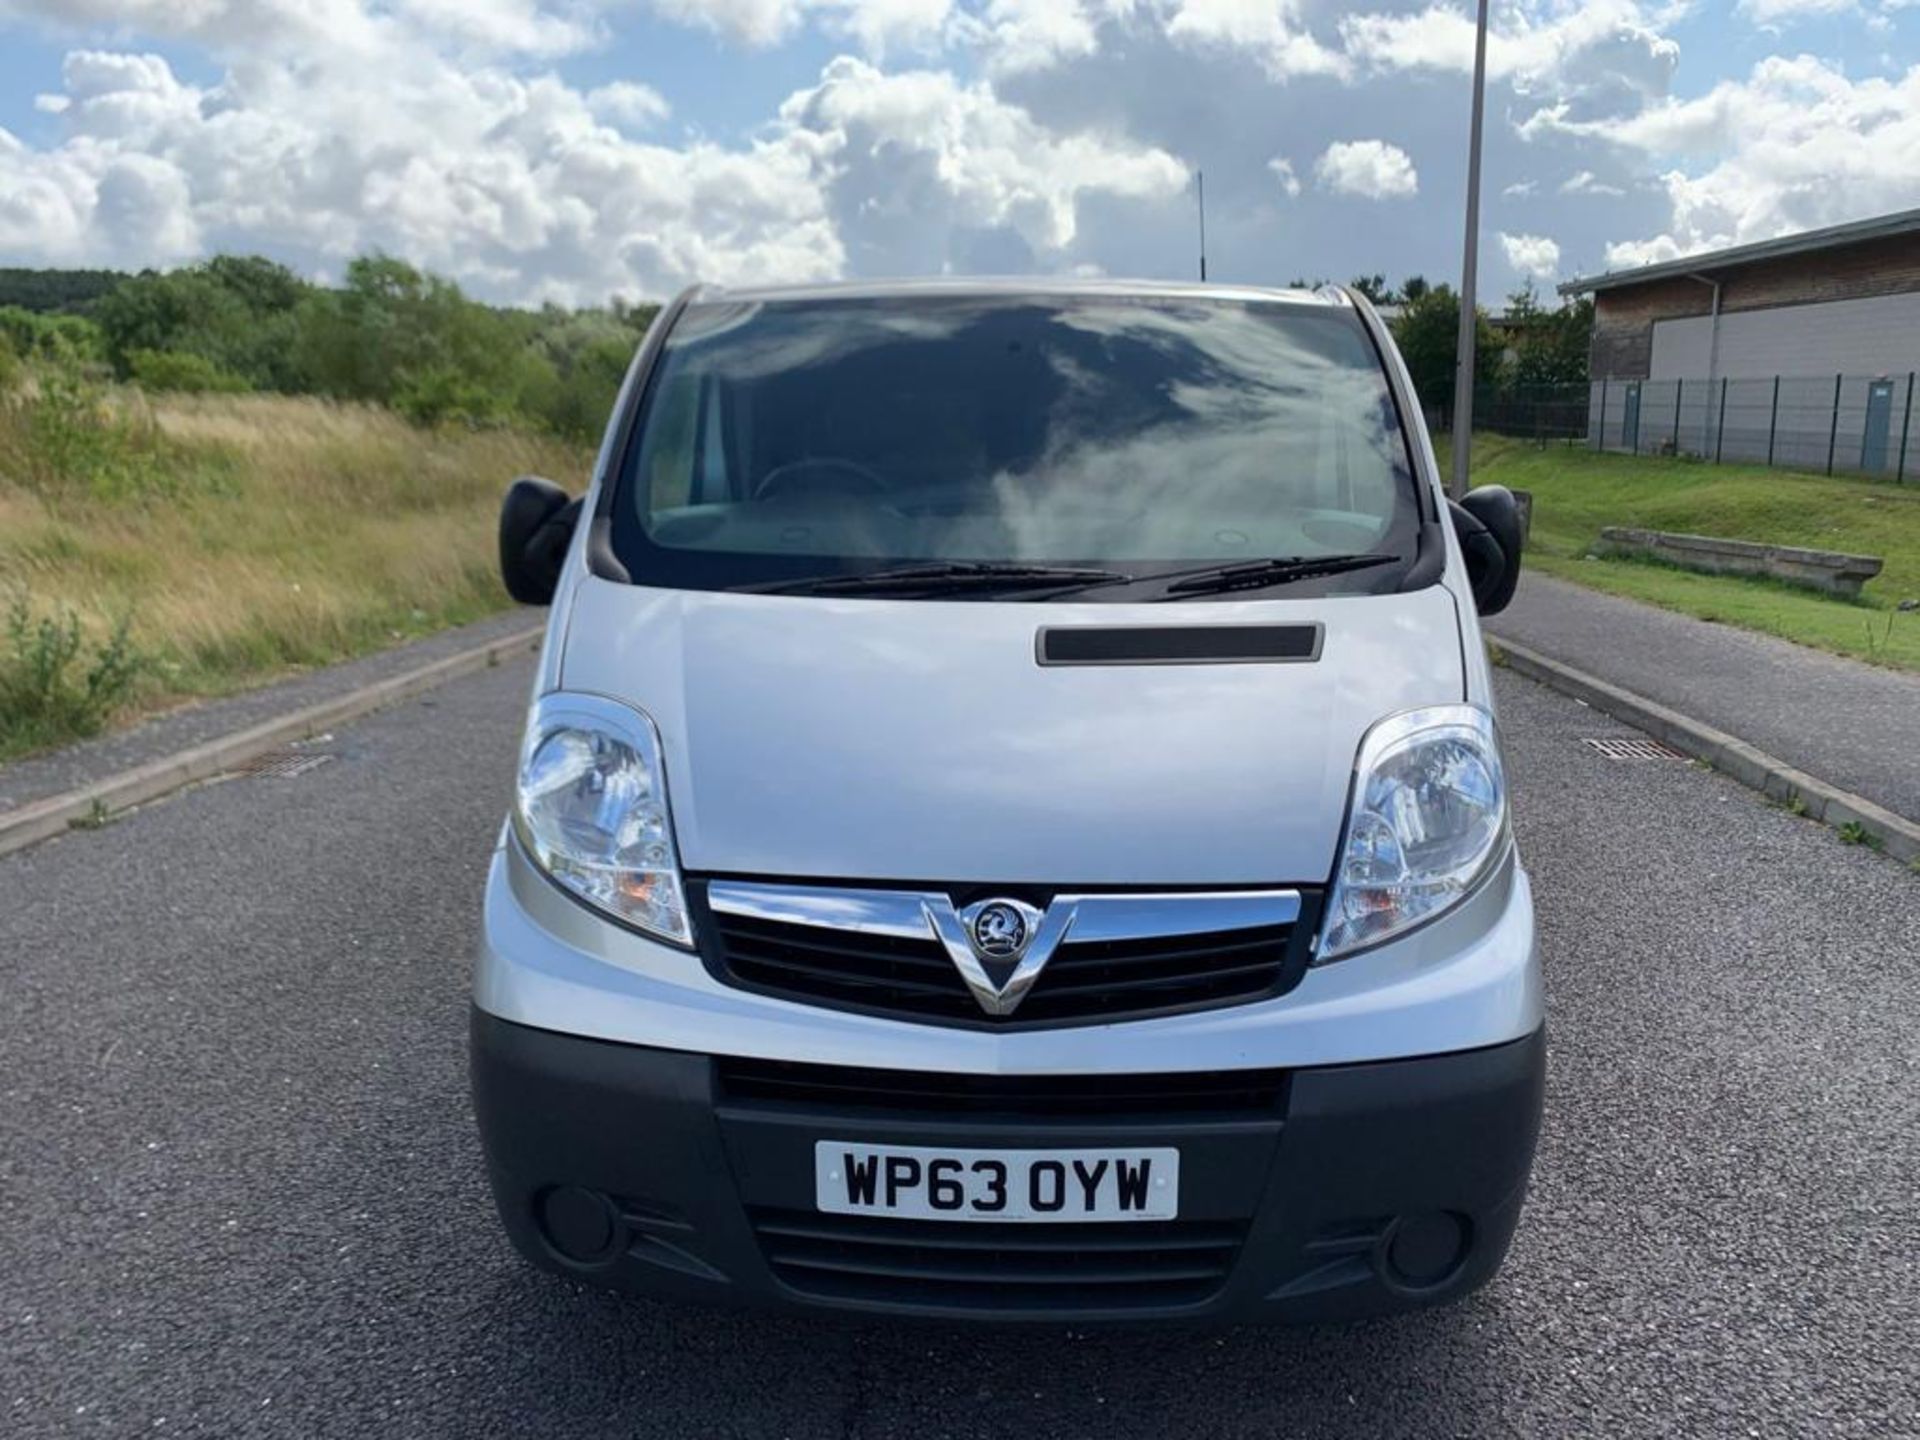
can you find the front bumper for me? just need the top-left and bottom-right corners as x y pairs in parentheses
(471, 1010), (1545, 1325)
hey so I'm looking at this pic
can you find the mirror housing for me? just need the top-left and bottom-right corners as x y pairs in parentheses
(499, 475), (582, 606)
(1448, 484), (1524, 615)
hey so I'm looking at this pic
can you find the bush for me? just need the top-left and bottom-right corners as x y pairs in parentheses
(0, 361), (232, 499)
(0, 305), (107, 366)
(129, 348), (252, 393)
(391, 364), (517, 428)
(0, 592), (143, 753)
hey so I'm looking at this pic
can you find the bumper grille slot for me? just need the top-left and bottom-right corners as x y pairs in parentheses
(703, 890), (1317, 1027)
(716, 1056), (1288, 1119)
(749, 1208), (1244, 1311)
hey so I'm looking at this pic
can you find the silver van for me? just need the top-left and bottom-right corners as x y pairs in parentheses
(474, 279), (1540, 1324)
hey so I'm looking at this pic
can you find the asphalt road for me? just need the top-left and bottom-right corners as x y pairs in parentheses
(3, 659), (1915, 1439)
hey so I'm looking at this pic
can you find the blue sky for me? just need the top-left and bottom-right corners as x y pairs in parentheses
(0, 1), (1916, 305)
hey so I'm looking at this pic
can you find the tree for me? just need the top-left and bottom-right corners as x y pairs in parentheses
(1498, 284), (1591, 390)
(92, 258), (314, 389)
(203, 255), (307, 316)
(1389, 284), (1500, 412)
(1400, 275), (1430, 303)
(528, 311), (643, 439)
(1348, 274), (1395, 305)
(0, 268), (128, 313)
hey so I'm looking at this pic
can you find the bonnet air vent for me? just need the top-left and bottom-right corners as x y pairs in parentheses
(1036, 624), (1324, 667)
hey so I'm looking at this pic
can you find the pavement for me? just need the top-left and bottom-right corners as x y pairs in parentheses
(3, 656), (1916, 1439)
(1487, 572), (1920, 823)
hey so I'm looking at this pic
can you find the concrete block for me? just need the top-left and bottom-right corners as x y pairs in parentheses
(1592, 527), (1884, 598)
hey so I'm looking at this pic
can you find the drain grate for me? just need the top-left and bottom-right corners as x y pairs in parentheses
(1582, 736), (1686, 762)
(235, 748), (334, 780)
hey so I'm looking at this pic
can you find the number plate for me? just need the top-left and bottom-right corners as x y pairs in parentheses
(814, 1141), (1179, 1222)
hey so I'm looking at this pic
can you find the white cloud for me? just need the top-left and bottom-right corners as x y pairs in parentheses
(1736, 0), (1856, 23)
(1529, 55), (1920, 268)
(586, 80), (671, 131)
(647, 0), (953, 53)
(1603, 232), (1684, 269)
(782, 55), (1188, 263)
(1341, 0), (1679, 122)
(1, 0), (396, 59)
(0, 14), (1191, 302)
(956, 0), (1102, 74)
(1499, 230), (1560, 277)
(1560, 169), (1624, 196)
(0, 38), (831, 294)
(1161, 0), (1349, 80)
(823, 0), (955, 54)
(394, 0), (601, 55)
(1314, 138), (1417, 198)
(647, 0), (805, 47)
(2, 0), (1902, 308)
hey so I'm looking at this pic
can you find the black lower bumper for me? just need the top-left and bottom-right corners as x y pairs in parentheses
(470, 1010), (1544, 1324)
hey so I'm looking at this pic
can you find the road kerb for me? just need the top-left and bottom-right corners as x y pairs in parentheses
(1494, 636), (1920, 867)
(0, 621), (544, 858)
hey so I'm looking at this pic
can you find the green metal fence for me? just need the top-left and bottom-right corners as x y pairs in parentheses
(1441, 373), (1919, 480)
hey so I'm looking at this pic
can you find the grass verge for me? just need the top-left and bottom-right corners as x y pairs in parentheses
(1444, 434), (1920, 671)
(1, 386), (589, 761)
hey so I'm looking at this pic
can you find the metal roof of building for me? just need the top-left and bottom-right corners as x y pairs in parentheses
(1558, 206), (1920, 297)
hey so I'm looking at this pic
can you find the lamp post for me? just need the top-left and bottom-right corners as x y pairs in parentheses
(1448, 0), (1490, 500)
(1196, 170), (1208, 282)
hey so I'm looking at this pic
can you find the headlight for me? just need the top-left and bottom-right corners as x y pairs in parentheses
(512, 692), (692, 947)
(1318, 705), (1509, 962)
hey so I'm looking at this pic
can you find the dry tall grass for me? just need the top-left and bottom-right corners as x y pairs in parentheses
(0, 388), (590, 754)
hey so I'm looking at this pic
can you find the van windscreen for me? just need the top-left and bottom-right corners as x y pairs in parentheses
(611, 293), (1422, 600)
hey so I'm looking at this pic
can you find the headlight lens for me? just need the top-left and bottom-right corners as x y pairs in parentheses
(1318, 705), (1508, 962)
(512, 692), (692, 947)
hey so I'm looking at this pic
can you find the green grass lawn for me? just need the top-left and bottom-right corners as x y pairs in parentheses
(1442, 435), (1920, 672)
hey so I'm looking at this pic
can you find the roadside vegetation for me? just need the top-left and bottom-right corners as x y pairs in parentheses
(1455, 435), (1920, 671)
(1, 255), (656, 438)
(0, 382), (589, 761)
(1, 254), (606, 761)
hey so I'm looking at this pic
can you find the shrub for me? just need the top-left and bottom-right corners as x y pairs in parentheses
(391, 364), (512, 428)
(0, 592), (144, 753)
(0, 305), (107, 366)
(129, 348), (252, 393)
(0, 361), (232, 499)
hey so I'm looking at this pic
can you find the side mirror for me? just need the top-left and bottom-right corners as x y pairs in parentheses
(1448, 485), (1524, 616)
(499, 475), (582, 606)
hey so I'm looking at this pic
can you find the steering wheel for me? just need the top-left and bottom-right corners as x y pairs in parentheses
(753, 457), (891, 504)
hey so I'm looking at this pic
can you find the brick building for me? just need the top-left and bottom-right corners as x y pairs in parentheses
(1559, 208), (1920, 475)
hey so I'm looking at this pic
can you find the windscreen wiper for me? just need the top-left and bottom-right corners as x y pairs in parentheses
(750, 561), (1132, 596)
(1144, 552), (1401, 599)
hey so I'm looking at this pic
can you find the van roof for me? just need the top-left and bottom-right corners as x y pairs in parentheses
(683, 276), (1351, 308)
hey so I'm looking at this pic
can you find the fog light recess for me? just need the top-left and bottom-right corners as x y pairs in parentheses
(1382, 1211), (1471, 1290)
(536, 1185), (622, 1266)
